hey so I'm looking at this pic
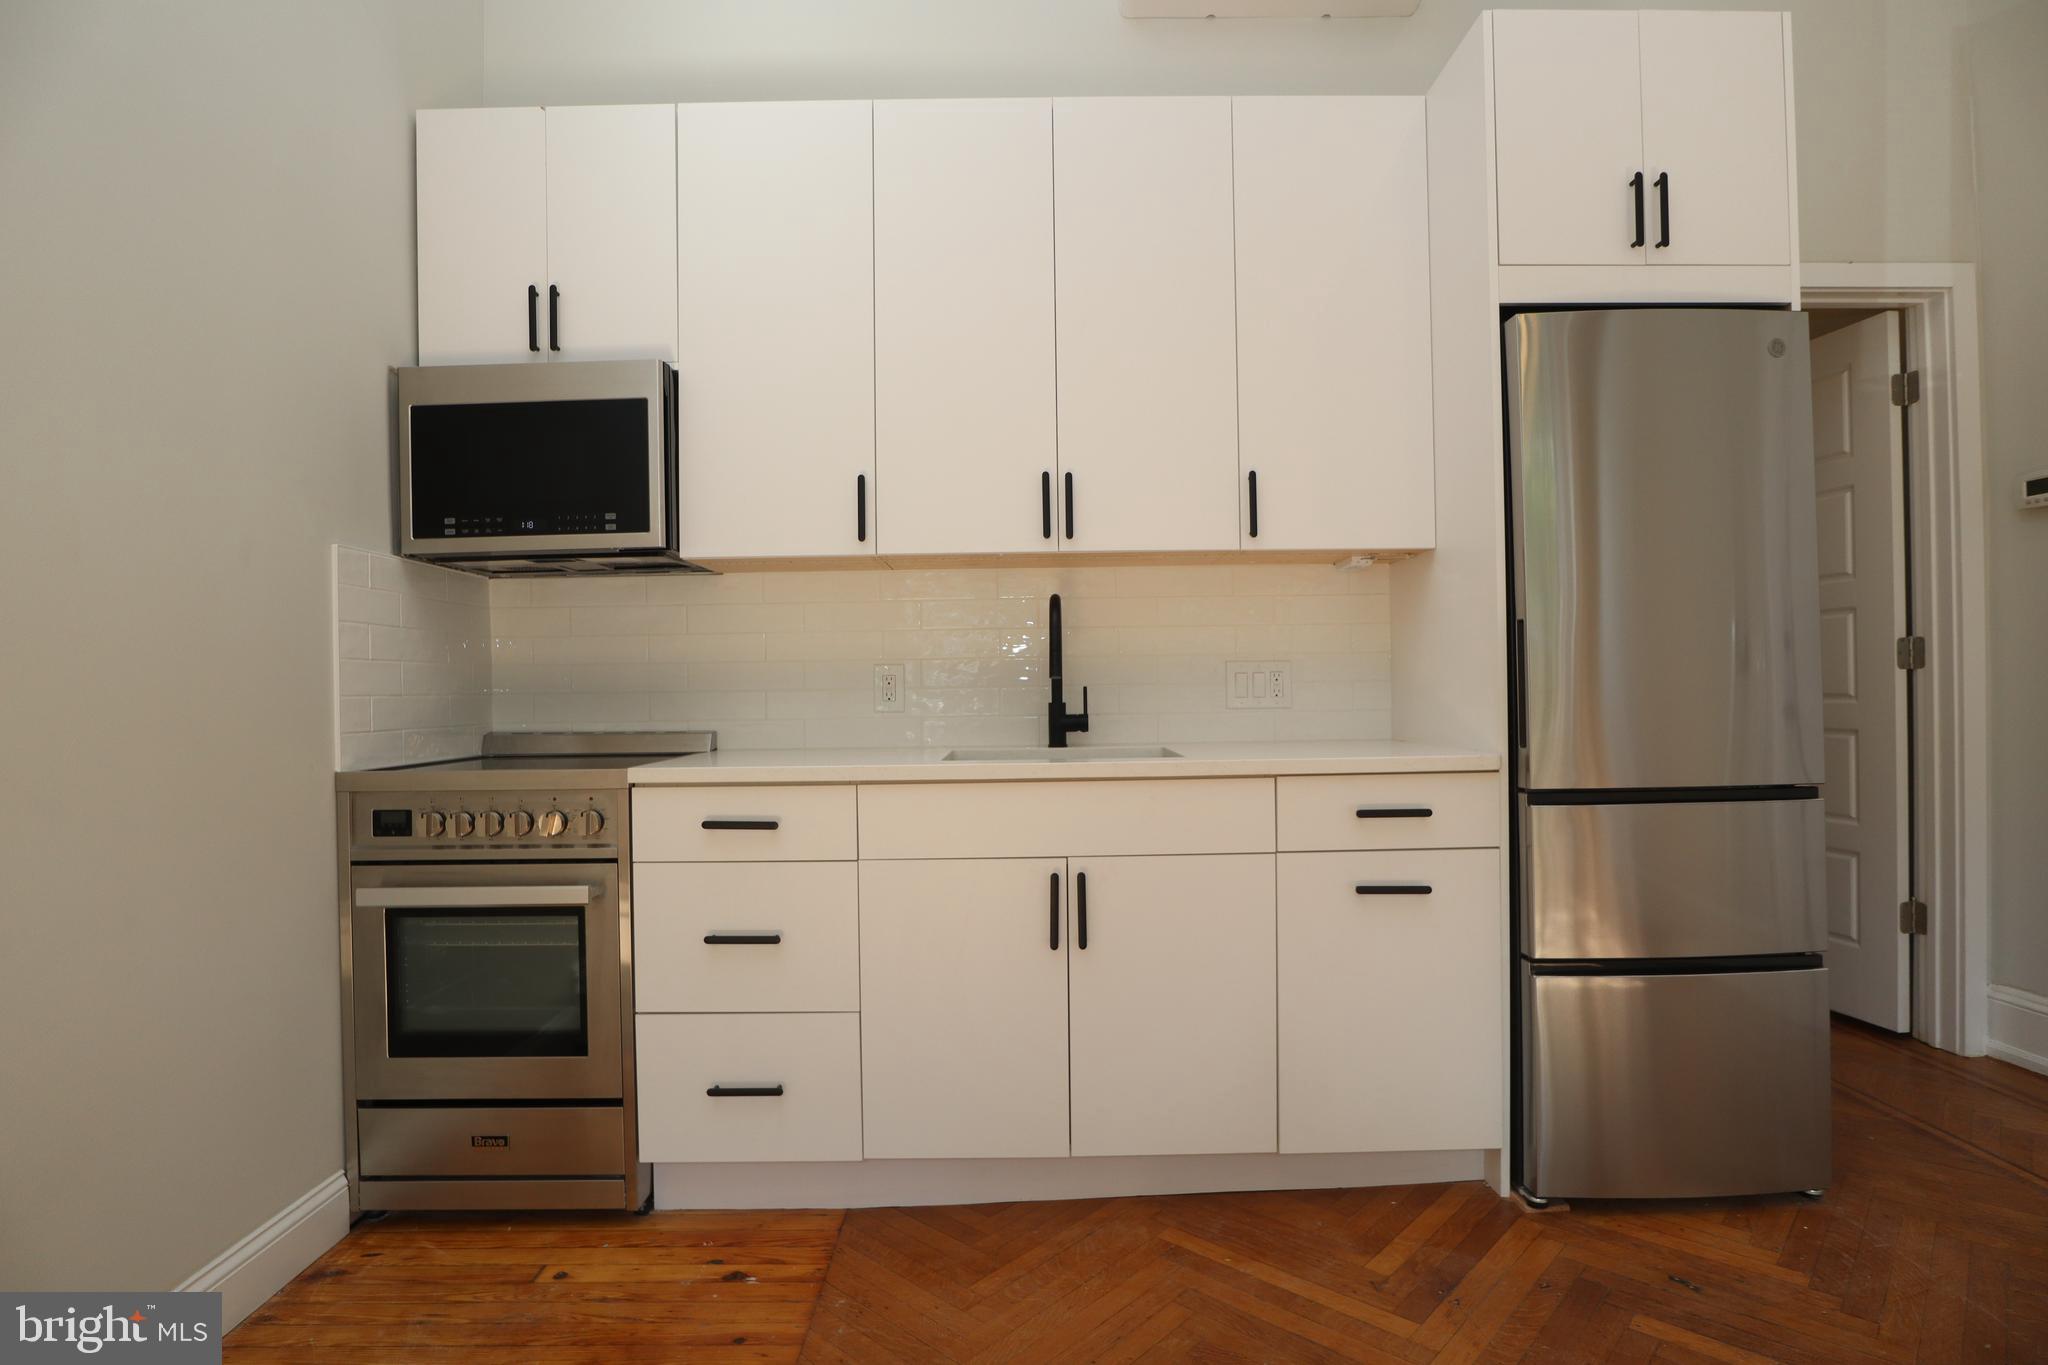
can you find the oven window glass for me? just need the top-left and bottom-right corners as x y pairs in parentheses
(385, 911), (588, 1057)
(409, 397), (651, 539)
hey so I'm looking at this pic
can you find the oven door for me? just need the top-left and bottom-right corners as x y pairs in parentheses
(350, 863), (622, 1101)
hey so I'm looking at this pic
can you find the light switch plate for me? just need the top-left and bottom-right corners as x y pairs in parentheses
(1226, 660), (1292, 709)
(875, 663), (905, 713)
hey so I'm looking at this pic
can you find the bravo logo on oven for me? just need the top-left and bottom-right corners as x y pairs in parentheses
(5, 1293), (219, 1361)
(470, 1134), (509, 1148)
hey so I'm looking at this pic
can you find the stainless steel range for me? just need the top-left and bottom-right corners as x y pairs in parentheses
(335, 731), (714, 1212)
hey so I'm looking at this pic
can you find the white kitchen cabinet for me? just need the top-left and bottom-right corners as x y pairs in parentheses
(637, 1012), (863, 1163)
(1490, 10), (1793, 276)
(1232, 97), (1434, 551)
(1053, 98), (1240, 553)
(874, 100), (1057, 556)
(543, 105), (678, 362)
(675, 101), (875, 560)
(1638, 11), (1792, 268)
(416, 108), (548, 365)
(859, 858), (1070, 1159)
(1068, 856), (1277, 1157)
(1279, 849), (1503, 1154)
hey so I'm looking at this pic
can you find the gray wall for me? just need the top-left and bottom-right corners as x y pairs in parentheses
(0, 1), (479, 1290)
(0, 0), (2039, 1296)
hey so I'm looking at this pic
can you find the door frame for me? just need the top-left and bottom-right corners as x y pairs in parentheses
(1802, 263), (1989, 1057)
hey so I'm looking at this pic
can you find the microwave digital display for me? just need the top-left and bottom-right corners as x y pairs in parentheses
(409, 397), (651, 539)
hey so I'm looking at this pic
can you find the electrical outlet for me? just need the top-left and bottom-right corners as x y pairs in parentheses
(874, 663), (905, 713)
(1226, 660), (1293, 709)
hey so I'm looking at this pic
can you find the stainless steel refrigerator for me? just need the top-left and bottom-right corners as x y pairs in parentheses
(1507, 308), (1832, 1202)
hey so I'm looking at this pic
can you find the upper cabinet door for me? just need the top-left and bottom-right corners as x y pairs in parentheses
(676, 101), (875, 560)
(1233, 97), (1435, 552)
(1490, 11), (1646, 267)
(544, 105), (678, 362)
(416, 108), (547, 365)
(1053, 98), (1239, 553)
(874, 100), (1056, 557)
(1639, 12), (1792, 267)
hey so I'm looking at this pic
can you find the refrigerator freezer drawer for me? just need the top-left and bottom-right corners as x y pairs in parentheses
(1521, 964), (1830, 1200)
(1522, 794), (1824, 960)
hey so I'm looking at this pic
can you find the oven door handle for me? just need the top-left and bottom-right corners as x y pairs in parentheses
(353, 886), (594, 909)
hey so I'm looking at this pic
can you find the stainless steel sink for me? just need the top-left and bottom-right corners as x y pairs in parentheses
(941, 745), (1184, 763)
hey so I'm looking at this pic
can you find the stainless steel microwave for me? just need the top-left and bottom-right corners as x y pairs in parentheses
(396, 360), (702, 575)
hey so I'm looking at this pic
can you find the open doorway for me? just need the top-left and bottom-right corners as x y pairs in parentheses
(1803, 266), (1991, 1058)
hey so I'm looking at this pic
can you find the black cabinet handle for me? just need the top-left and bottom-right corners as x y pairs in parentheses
(547, 284), (561, 350)
(1049, 871), (1060, 950)
(1041, 471), (1053, 540)
(527, 285), (539, 352)
(1629, 172), (1646, 249)
(856, 473), (868, 543)
(706, 1084), (784, 1098)
(1355, 883), (1434, 896)
(1653, 172), (1670, 248)
(702, 818), (779, 831)
(1356, 806), (1434, 819)
(1077, 871), (1088, 950)
(1063, 472), (1075, 541)
(1247, 470), (1259, 540)
(704, 932), (782, 945)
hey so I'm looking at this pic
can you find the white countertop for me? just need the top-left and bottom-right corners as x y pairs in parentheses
(628, 739), (1500, 785)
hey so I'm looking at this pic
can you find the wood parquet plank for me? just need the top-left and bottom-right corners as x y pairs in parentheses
(226, 1021), (2048, 1363)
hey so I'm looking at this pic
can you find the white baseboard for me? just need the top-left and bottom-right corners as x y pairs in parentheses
(177, 1171), (349, 1332)
(656, 1149), (1489, 1210)
(1986, 985), (2048, 1078)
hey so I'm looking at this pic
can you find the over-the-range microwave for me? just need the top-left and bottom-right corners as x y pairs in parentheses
(396, 360), (704, 575)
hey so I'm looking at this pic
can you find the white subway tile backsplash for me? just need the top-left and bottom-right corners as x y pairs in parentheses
(333, 547), (489, 770)
(483, 562), (1396, 749)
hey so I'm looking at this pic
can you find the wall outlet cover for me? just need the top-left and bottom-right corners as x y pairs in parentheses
(875, 663), (905, 713)
(1226, 660), (1292, 709)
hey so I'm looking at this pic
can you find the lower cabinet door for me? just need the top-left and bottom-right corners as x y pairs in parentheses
(859, 858), (1071, 1158)
(1279, 849), (1503, 1153)
(637, 1012), (862, 1163)
(1068, 854), (1277, 1156)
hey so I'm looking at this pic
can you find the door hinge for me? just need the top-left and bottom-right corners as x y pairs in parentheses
(1899, 897), (1929, 935)
(1891, 370), (1921, 407)
(1896, 635), (1928, 670)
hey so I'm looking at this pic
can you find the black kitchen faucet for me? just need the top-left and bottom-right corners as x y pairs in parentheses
(1047, 593), (1091, 748)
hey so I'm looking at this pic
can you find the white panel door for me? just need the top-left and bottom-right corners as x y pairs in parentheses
(1053, 97), (1240, 552)
(1639, 11), (1792, 267)
(1068, 855), (1276, 1157)
(544, 105), (678, 362)
(415, 107), (547, 365)
(1233, 96), (1435, 551)
(1490, 11), (1646, 267)
(859, 859), (1070, 1159)
(1811, 313), (1909, 1031)
(875, 99), (1057, 556)
(676, 101), (875, 560)
(1279, 850), (1502, 1153)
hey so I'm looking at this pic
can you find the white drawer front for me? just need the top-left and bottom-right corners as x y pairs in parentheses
(637, 1012), (862, 1163)
(858, 778), (1274, 859)
(635, 863), (859, 1013)
(1276, 773), (1499, 852)
(634, 785), (856, 862)
(1279, 849), (1503, 1154)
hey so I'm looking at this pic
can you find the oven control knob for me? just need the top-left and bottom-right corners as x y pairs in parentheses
(420, 810), (447, 839)
(510, 810), (536, 838)
(450, 811), (476, 838)
(538, 808), (569, 838)
(574, 808), (605, 839)
(480, 810), (505, 838)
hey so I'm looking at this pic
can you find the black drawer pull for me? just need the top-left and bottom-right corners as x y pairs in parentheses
(548, 283), (561, 350)
(1355, 806), (1434, 819)
(856, 472), (868, 543)
(704, 932), (782, 945)
(527, 284), (540, 352)
(702, 819), (779, 831)
(1077, 870), (1088, 950)
(1041, 471), (1054, 540)
(1355, 883), (1434, 896)
(706, 1084), (784, 1098)
(1654, 172), (1671, 248)
(1049, 871), (1060, 951)
(1629, 171), (1646, 249)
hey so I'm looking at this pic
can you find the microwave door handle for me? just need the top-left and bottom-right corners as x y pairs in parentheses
(354, 886), (594, 909)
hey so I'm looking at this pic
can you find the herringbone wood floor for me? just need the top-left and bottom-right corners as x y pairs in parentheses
(226, 1019), (2048, 1363)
